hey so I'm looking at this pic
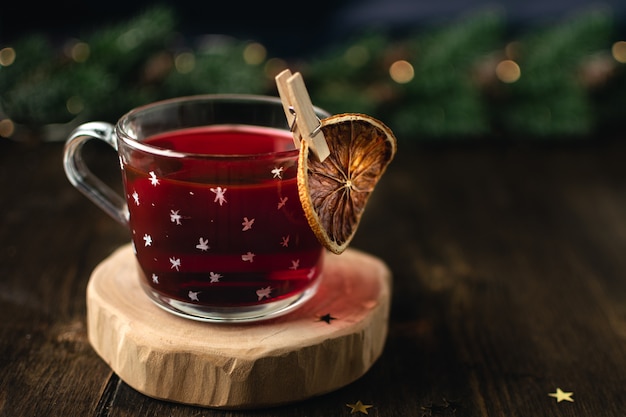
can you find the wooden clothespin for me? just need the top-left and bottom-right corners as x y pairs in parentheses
(275, 69), (330, 162)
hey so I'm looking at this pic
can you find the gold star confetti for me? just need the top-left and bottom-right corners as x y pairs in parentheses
(549, 388), (574, 403)
(346, 400), (374, 414)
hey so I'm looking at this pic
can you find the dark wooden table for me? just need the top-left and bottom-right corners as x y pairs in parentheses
(2, 134), (626, 416)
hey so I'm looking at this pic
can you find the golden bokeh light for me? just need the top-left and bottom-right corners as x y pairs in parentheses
(611, 41), (626, 63)
(0, 47), (16, 67)
(389, 60), (414, 84)
(495, 59), (521, 83)
(66, 96), (84, 115)
(174, 52), (195, 74)
(71, 42), (90, 63)
(344, 45), (369, 67)
(264, 58), (288, 79)
(243, 42), (267, 65)
(0, 119), (15, 138)
(504, 41), (522, 60)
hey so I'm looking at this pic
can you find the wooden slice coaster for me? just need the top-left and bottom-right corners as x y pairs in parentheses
(87, 243), (391, 409)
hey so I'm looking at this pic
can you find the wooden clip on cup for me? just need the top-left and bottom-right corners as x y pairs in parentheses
(275, 69), (330, 162)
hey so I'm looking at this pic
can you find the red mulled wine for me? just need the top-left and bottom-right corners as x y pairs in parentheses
(122, 125), (324, 310)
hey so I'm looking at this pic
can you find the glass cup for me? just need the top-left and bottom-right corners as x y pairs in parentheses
(64, 95), (328, 322)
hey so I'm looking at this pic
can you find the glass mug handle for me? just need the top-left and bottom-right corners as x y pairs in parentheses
(63, 122), (129, 226)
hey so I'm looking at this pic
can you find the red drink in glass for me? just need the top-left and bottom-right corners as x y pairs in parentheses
(122, 125), (324, 316)
(64, 95), (328, 321)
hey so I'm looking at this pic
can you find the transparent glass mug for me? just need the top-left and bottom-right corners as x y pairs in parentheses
(64, 95), (328, 322)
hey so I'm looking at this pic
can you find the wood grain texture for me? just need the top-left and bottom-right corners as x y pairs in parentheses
(87, 244), (391, 409)
(2, 138), (626, 416)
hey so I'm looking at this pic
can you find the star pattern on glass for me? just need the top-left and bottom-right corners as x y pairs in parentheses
(132, 190), (140, 206)
(209, 272), (222, 283)
(129, 161), (320, 306)
(196, 237), (210, 251)
(210, 186), (227, 206)
(277, 196), (288, 209)
(169, 257), (181, 271)
(170, 209), (183, 225)
(242, 217), (255, 231)
(256, 286), (272, 300)
(271, 166), (284, 179)
(241, 252), (255, 262)
(148, 171), (160, 186)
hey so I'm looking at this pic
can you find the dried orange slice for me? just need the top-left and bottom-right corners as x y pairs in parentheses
(297, 113), (397, 254)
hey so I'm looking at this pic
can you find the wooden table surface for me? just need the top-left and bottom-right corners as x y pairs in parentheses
(2, 135), (626, 416)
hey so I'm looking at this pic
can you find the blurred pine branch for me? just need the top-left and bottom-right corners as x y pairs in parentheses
(1, 5), (625, 142)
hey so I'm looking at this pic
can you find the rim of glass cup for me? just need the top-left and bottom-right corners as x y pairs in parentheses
(115, 94), (329, 160)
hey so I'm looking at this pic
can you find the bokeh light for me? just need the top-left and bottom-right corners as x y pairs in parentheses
(264, 58), (288, 79)
(243, 42), (266, 65)
(117, 29), (141, 51)
(389, 60), (414, 84)
(174, 52), (195, 74)
(66, 96), (84, 115)
(344, 45), (369, 67)
(495, 59), (521, 83)
(70, 42), (90, 63)
(0, 119), (15, 138)
(611, 41), (626, 63)
(0, 47), (16, 66)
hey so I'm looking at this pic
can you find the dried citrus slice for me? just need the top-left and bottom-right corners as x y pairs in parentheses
(297, 113), (397, 254)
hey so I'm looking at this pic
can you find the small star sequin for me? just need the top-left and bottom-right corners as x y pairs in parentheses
(346, 400), (373, 415)
(549, 388), (574, 403)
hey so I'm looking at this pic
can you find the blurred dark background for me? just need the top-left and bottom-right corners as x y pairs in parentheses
(3, 0), (626, 57)
(2, 0), (626, 142)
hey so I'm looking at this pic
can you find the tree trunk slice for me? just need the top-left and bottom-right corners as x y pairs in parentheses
(86, 243), (391, 409)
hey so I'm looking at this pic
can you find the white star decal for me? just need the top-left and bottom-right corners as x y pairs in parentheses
(148, 171), (159, 186)
(290, 259), (300, 270)
(209, 272), (222, 283)
(271, 166), (284, 179)
(277, 197), (288, 209)
(210, 186), (227, 206)
(196, 237), (210, 251)
(132, 191), (140, 206)
(169, 257), (181, 271)
(256, 286), (272, 300)
(188, 290), (200, 302)
(241, 217), (255, 231)
(143, 234), (152, 247)
(170, 210), (182, 225)
(241, 252), (255, 262)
